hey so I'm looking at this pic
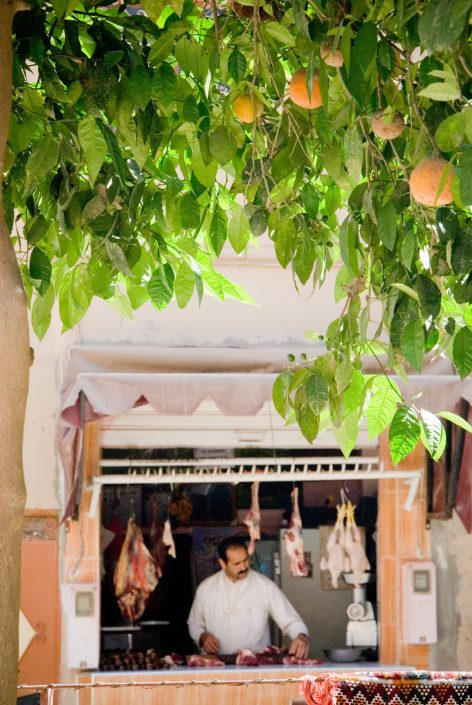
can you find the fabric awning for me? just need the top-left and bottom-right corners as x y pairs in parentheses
(57, 345), (472, 523)
(58, 346), (292, 519)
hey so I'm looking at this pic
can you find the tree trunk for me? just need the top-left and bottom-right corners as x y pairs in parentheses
(0, 2), (31, 703)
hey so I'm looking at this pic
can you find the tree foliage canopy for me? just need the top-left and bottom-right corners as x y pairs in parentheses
(6, 0), (472, 463)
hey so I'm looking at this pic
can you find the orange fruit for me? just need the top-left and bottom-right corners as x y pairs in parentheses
(320, 38), (344, 68)
(234, 94), (263, 123)
(371, 110), (405, 139)
(289, 70), (322, 109)
(409, 157), (454, 207)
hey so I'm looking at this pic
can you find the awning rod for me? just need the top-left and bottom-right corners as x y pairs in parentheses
(99, 456), (380, 469)
(88, 457), (422, 517)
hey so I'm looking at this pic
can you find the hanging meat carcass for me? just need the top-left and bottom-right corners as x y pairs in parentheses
(343, 501), (370, 588)
(163, 519), (176, 558)
(244, 481), (261, 555)
(320, 503), (351, 588)
(114, 518), (158, 623)
(149, 495), (166, 579)
(283, 487), (309, 576)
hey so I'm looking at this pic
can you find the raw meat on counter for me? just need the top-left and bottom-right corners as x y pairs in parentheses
(320, 503), (350, 588)
(281, 655), (322, 666)
(244, 481), (261, 555)
(186, 654), (225, 667)
(235, 649), (259, 666)
(100, 648), (180, 671)
(114, 518), (158, 622)
(283, 488), (309, 576)
(235, 646), (321, 667)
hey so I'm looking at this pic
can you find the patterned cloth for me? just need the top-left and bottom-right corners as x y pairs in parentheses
(301, 671), (472, 705)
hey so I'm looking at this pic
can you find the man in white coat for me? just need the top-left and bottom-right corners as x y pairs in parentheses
(187, 536), (309, 657)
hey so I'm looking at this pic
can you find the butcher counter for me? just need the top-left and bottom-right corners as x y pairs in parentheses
(76, 664), (413, 705)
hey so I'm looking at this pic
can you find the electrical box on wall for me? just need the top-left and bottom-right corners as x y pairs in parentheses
(402, 562), (437, 644)
(62, 583), (100, 669)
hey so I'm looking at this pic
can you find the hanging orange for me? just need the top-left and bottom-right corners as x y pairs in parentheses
(409, 157), (454, 207)
(289, 70), (322, 109)
(234, 94), (264, 123)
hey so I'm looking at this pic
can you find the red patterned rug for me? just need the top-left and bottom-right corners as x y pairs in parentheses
(301, 671), (472, 705)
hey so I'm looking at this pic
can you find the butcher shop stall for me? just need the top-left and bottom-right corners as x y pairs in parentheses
(97, 448), (381, 663)
(57, 349), (425, 704)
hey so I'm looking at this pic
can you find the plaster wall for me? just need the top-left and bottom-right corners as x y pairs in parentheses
(430, 513), (472, 670)
(23, 243), (339, 507)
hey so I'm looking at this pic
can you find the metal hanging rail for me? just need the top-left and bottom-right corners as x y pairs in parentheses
(88, 456), (422, 517)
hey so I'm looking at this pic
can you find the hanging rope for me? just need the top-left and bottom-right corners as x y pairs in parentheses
(17, 675), (304, 694)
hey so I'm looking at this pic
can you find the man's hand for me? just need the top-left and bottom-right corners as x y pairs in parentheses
(199, 631), (220, 655)
(289, 633), (309, 659)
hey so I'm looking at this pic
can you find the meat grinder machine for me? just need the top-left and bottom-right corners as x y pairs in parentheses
(343, 572), (378, 647)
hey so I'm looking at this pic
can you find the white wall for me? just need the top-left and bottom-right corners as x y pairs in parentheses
(23, 240), (342, 509)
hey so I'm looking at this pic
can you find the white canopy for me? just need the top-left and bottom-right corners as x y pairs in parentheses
(57, 345), (472, 520)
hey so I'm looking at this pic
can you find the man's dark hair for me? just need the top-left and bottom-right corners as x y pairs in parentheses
(217, 535), (248, 562)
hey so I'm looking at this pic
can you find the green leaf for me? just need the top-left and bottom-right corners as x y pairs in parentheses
(174, 38), (209, 82)
(416, 275), (441, 320)
(191, 143), (217, 188)
(435, 112), (466, 152)
(401, 319), (425, 371)
(31, 284), (54, 341)
(148, 33), (175, 65)
(301, 184), (319, 219)
(26, 215), (49, 246)
(391, 282), (420, 303)
(437, 410), (472, 435)
(30, 247), (52, 295)
(25, 135), (60, 189)
(366, 375), (401, 438)
(273, 371), (292, 417)
(377, 202), (397, 251)
(147, 264), (175, 311)
(339, 217), (359, 276)
(180, 193), (200, 230)
(96, 120), (130, 190)
(451, 227), (472, 275)
(218, 273), (257, 305)
(78, 116), (107, 186)
(342, 368), (366, 418)
(209, 126), (237, 165)
(128, 65), (152, 111)
(334, 411), (360, 458)
(453, 326), (472, 379)
(296, 403), (320, 444)
(389, 405), (421, 465)
(263, 22), (296, 47)
(169, 0), (184, 15)
(419, 0), (472, 52)
(140, 0), (165, 21)
(418, 81), (461, 102)
(174, 262), (195, 308)
(273, 218), (296, 268)
(351, 22), (377, 78)
(344, 124), (363, 183)
(420, 409), (446, 461)
(458, 148), (472, 205)
(228, 205), (251, 254)
(228, 49), (247, 83)
(209, 206), (228, 256)
(305, 373), (329, 414)
(58, 266), (92, 330)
